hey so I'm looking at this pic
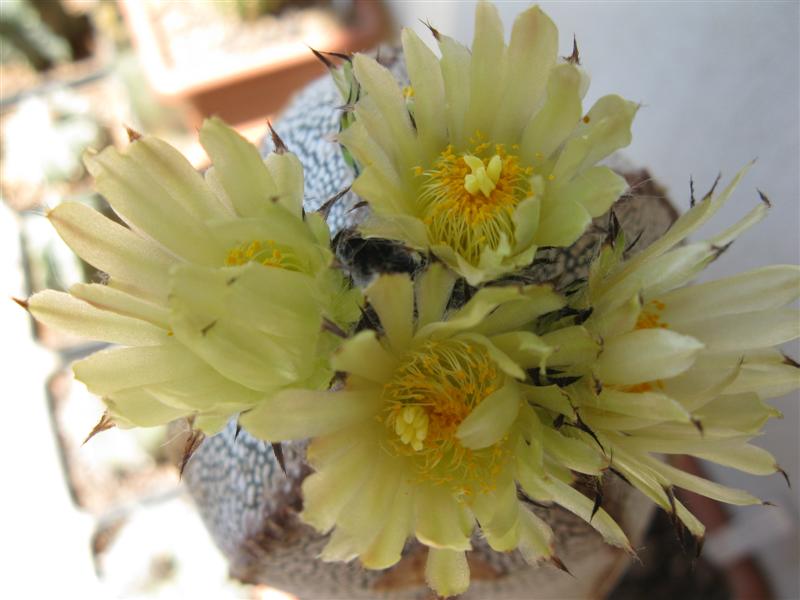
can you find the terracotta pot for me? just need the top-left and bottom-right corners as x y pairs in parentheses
(118, 0), (391, 128)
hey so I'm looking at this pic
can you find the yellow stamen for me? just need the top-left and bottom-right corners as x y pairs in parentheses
(382, 339), (509, 493)
(416, 136), (533, 265)
(635, 299), (669, 330)
(225, 239), (301, 271)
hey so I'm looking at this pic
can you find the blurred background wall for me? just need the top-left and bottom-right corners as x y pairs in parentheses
(2, 1), (798, 598)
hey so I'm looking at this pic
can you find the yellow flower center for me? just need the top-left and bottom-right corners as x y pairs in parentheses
(635, 299), (669, 330)
(225, 239), (301, 271)
(417, 133), (533, 265)
(382, 339), (508, 493)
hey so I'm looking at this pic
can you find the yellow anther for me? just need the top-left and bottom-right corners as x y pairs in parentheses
(419, 135), (532, 265)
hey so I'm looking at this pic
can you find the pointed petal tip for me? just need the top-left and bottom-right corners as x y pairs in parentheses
(267, 121), (289, 154)
(11, 296), (29, 311)
(272, 442), (287, 475)
(308, 45), (334, 69)
(776, 465), (791, 488)
(418, 18), (441, 40)
(124, 124), (142, 142)
(82, 410), (115, 445)
(178, 429), (205, 479)
(564, 34), (580, 65)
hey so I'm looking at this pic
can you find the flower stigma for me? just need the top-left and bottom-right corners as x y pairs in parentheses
(417, 132), (534, 265)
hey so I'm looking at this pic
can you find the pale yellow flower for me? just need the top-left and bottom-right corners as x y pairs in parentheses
(519, 168), (800, 541)
(27, 118), (361, 434)
(247, 264), (633, 597)
(339, 2), (637, 284)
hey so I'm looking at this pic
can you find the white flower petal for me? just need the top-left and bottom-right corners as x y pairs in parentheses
(301, 437), (377, 532)
(361, 478), (415, 569)
(239, 389), (383, 441)
(660, 265), (800, 323)
(425, 549), (469, 599)
(694, 444), (780, 476)
(70, 283), (169, 329)
(263, 151), (305, 217)
(457, 381), (520, 449)
(552, 166), (628, 218)
(520, 63), (583, 162)
(352, 54), (417, 171)
(402, 28), (447, 162)
(48, 201), (175, 300)
(85, 147), (222, 265)
(415, 485), (473, 551)
(126, 135), (229, 221)
(415, 262), (458, 328)
(540, 475), (632, 553)
(199, 117), (279, 219)
(436, 33), (472, 149)
(493, 5), (558, 141)
(534, 197), (592, 247)
(573, 94), (638, 173)
(464, 1), (506, 140)
(332, 330), (399, 383)
(366, 273), (414, 353)
(29, 290), (167, 346)
(105, 388), (190, 428)
(675, 308), (799, 352)
(594, 329), (704, 385)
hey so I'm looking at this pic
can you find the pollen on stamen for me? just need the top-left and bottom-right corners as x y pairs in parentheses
(225, 239), (301, 271)
(382, 339), (509, 493)
(415, 134), (534, 265)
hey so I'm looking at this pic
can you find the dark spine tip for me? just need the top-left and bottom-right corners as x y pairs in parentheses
(321, 317), (348, 338)
(308, 45), (335, 69)
(268, 121), (289, 154)
(419, 19), (441, 41)
(694, 534), (705, 559)
(179, 429), (205, 479)
(590, 491), (603, 522)
(691, 418), (705, 436)
(318, 185), (351, 220)
(124, 125), (142, 142)
(782, 353), (800, 368)
(702, 172), (722, 202)
(272, 442), (287, 476)
(663, 484), (677, 515)
(690, 175), (696, 207)
(550, 555), (574, 577)
(776, 465), (791, 488)
(565, 34), (580, 65)
(82, 411), (115, 446)
(757, 189), (772, 207)
(12, 296), (29, 310)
